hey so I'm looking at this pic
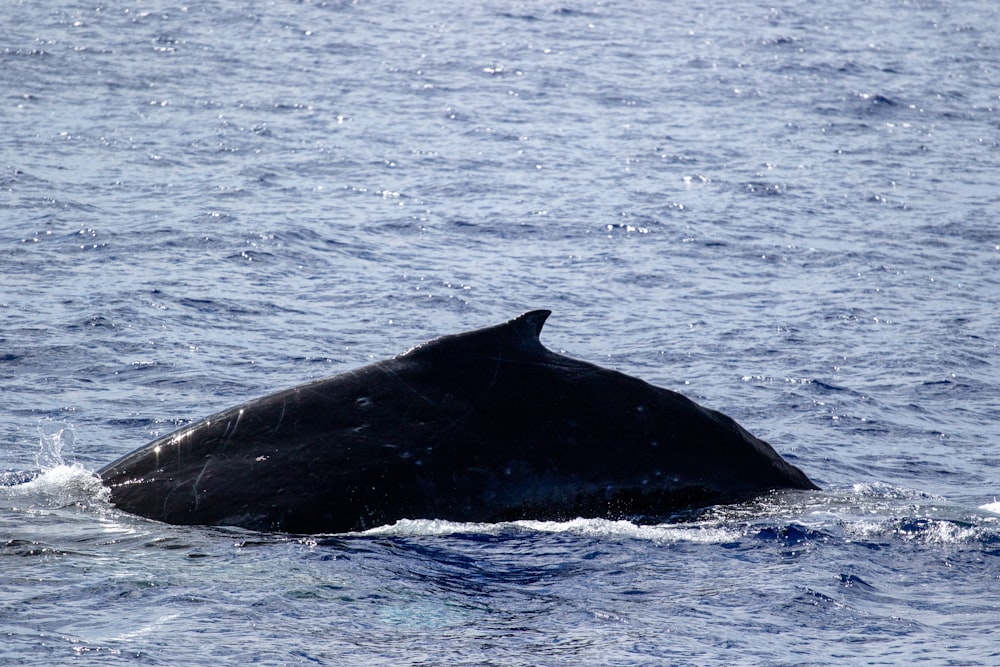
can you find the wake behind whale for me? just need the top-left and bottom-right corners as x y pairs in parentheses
(98, 311), (818, 534)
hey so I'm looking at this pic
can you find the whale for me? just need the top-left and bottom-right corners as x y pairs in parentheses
(98, 310), (818, 534)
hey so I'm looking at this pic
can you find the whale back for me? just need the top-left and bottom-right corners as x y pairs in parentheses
(98, 311), (817, 533)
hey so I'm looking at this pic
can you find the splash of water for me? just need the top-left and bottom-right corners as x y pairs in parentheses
(35, 419), (76, 470)
(5, 462), (107, 504)
(0, 419), (107, 505)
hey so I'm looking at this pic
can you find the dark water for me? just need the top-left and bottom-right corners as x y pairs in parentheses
(3, 0), (999, 664)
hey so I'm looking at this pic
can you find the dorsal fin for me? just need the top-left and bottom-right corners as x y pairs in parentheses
(506, 309), (551, 348)
(399, 310), (552, 359)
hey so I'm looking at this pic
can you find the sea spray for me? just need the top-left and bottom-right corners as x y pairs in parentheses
(0, 420), (107, 505)
(35, 419), (76, 470)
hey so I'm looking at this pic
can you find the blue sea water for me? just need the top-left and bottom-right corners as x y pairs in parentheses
(2, 0), (999, 664)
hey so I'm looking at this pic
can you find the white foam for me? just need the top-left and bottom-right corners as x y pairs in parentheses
(358, 516), (741, 543)
(1, 463), (108, 505)
(980, 500), (1000, 515)
(359, 518), (501, 537)
(849, 481), (940, 502)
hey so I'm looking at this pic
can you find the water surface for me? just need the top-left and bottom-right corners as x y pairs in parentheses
(2, 0), (999, 664)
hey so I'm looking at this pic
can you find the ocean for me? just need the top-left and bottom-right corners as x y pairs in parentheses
(2, 0), (999, 664)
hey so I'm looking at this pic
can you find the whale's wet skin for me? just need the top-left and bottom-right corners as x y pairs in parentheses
(98, 311), (817, 533)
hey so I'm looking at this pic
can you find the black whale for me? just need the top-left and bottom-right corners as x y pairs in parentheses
(99, 311), (818, 533)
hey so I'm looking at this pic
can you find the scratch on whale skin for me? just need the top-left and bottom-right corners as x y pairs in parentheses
(191, 458), (213, 510)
